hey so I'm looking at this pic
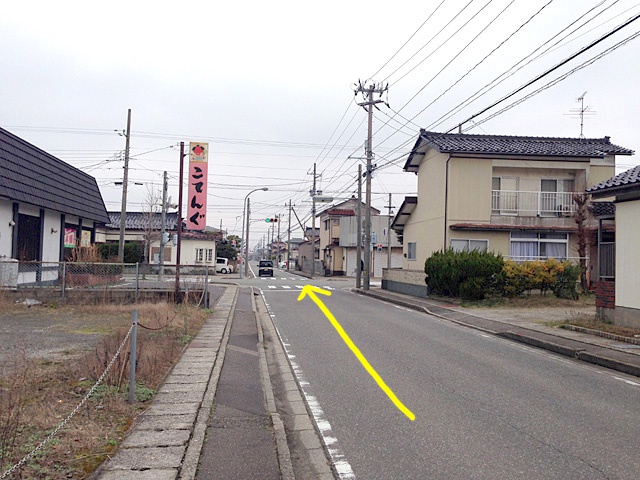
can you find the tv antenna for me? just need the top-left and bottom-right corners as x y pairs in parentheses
(566, 91), (596, 138)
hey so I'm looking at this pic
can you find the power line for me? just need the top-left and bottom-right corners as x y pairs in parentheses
(454, 11), (640, 132)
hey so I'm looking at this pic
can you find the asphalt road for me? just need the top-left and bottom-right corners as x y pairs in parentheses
(263, 285), (640, 480)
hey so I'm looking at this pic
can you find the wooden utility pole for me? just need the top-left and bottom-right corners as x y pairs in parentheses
(118, 109), (132, 263)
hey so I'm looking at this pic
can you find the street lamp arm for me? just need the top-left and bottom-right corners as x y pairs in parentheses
(240, 187), (268, 279)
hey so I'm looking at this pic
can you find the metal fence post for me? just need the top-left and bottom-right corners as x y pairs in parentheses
(204, 266), (209, 308)
(61, 262), (66, 299)
(135, 262), (139, 302)
(129, 310), (138, 404)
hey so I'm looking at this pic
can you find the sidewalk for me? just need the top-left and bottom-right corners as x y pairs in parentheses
(354, 287), (640, 378)
(92, 284), (332, 480)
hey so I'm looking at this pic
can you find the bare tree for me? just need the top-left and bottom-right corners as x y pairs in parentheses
(573, 193), (590, 293)
(142, 185), (163, 264)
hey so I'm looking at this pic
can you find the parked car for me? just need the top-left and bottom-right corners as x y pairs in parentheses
(215, 257), (234, 274)
(279, 261), (287, 269)
(258, 259), (274, 277)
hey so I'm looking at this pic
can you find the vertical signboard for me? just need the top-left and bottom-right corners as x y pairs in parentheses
(64, 228), (77, 248)
(187, 142), (208, 230)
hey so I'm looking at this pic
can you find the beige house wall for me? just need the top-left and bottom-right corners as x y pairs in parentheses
(615, 200), (640, 313)
(447, 156), (492, 224)
(402, 149), (447, 269)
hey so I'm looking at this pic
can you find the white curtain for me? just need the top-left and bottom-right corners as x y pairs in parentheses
(544, 242), (566, 260)
(510, 241), (537, 261)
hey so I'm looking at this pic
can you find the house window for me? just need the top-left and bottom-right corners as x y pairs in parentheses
(450, 239), (488, 252)
(206, 249), (214, 263)
(540, 179), (574, 216)
(324, 219), (330, 231)
(492, 177), (518, 215)
(195, 248), (204, 263)
(407, 242), (417, 261)
(509, 232), (567, 261)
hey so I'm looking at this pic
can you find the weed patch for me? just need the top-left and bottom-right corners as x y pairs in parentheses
(0, 301), (209, 479)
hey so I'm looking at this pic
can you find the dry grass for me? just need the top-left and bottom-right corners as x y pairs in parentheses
(0, 299), (210, 479)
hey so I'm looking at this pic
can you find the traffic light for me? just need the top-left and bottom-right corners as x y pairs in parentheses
(265, 218), (279, 223)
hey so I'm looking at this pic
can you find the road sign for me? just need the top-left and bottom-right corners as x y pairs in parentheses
(377, 244), (383, 252)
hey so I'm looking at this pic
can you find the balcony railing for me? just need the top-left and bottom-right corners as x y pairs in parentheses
(491, 190), (577, 217)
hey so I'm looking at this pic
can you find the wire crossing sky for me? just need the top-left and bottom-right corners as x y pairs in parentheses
(2, 0), (639, 242)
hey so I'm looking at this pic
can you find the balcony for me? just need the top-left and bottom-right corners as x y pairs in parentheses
(491, 190), (577, 217)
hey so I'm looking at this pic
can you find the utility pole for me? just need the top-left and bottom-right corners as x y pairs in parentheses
(276, 213), (281, 263)
(175, 142), (185, 301)
(355, 80), (387, 290)
(385, 193), (395, 271)
(310, 163), (320, 276)
(287, 200), (292, 271)
(118, 108), (132, 263)
(245, 198), (252, 267)
(159, 171), (168, 278)
(356, 164), (362, 289)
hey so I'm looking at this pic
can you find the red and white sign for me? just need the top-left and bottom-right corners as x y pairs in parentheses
(186, 142), (208, 230)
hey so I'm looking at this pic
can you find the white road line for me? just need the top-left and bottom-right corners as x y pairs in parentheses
(614, 376), (640, 387)
(295, 285), (305, 289)
(322, 286), (334, 290)
(262, 293), (355, 480)
(282, 285), (292, 289)
(268, 285), (276, 289)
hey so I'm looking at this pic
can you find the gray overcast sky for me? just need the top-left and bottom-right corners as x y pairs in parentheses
(2, 0), (639, 245)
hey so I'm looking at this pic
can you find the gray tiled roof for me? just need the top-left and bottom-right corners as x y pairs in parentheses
(105, 211), (179, 230)
(587, 165), (640, 194)
(405, 131), (634, 171)
(589, 201), (615, 218)
(419, 131), (633, 156)
(0, 127), (109, 222)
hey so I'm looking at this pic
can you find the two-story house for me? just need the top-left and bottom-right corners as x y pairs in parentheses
(317, 198), (403, 277)
(317, 198), (380, 276)
(390, 131), (633, 297)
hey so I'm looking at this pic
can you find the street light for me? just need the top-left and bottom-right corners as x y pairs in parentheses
(240, 187), (268, 279)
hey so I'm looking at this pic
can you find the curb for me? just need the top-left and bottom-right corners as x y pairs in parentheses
(354, 288), (640, 379)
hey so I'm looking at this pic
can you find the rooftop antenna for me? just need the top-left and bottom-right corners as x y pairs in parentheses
(566, 91), (595, 139)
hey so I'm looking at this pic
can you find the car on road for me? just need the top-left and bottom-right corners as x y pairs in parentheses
(215, 257), (234, 274)
(279, 261), (287, 269)
(258, 260), (274, 277)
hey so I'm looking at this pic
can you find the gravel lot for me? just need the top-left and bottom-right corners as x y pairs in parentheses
(0, 303), (132, 369)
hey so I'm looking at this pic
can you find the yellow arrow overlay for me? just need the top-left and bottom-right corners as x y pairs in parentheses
(297, 285), (415, 421)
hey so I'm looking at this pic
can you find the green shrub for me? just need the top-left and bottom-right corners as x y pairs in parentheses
(425, 249), (504, 300)
(501, 259), (580, 299)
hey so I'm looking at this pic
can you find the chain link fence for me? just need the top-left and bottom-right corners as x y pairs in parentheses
(0, 261), (219, 301)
